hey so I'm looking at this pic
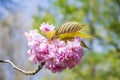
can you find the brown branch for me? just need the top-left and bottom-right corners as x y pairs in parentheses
(0, 60), (45, 75)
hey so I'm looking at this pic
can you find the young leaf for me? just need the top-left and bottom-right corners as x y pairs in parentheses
(45, 30), (56, 39)
(55, 22), (85, 36)
(58, 32), (93, 40)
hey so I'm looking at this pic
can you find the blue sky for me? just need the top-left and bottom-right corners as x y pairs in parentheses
(0, 0), (52, 21)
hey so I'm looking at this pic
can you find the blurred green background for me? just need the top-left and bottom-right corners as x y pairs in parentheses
(0, 0), (120, 80)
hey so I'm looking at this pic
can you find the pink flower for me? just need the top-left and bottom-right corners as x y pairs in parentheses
(25, 30), (48, 63)
(40, 23), (55, 32)
(64, 38), (83, 69)
(45, 39), (67, 73)
(25, 23), (84, 73)
(44, 38), (83, 73)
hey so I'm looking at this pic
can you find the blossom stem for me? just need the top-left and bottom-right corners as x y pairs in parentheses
(0, 60), (44, 75)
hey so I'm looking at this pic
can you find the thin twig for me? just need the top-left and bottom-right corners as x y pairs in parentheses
(0, 60), (45, 75)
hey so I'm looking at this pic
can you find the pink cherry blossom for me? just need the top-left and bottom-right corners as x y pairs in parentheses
(40, 23), (55, 32)
(25, 23), (84, 73)
(25, 30), (48, 63)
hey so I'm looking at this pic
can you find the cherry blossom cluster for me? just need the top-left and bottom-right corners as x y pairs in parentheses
(25, 23), (83, 73)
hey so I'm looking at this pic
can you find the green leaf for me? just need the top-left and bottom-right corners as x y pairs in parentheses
(59, 32), (93, 40)
(45, 30), (56, 39)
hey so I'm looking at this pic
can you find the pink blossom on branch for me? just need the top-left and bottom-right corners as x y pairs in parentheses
(25, 23), (84, 73)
